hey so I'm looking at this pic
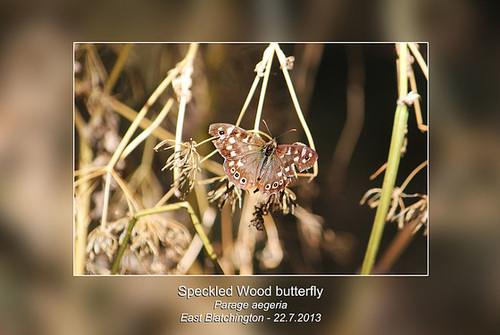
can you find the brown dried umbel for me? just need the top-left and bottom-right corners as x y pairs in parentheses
(207, 177), (243, 212)
(155, 139), (200, 199)
(251, 188), (298, 231)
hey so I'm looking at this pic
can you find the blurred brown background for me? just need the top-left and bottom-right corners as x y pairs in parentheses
(1, 1), (499, 334)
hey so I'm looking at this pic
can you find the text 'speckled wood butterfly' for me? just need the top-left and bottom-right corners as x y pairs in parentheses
(209, 123), (318, 196)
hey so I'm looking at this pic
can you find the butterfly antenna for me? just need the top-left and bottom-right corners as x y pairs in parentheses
(262, 119), (273, 138)
(276, 128), (297, 140)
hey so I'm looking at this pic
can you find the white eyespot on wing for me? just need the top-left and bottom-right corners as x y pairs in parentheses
(265, 184), (271, 190)
(240, 177), (247, 184)
(272, 182), (278, 189)
(234, 171), (240, 179)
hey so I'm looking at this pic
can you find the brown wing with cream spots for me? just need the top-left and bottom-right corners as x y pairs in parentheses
(209, 123), (265, 160)
(255, 152), (292, 195)
(209, 123), (265, 190)
(275, 144), (318, 177)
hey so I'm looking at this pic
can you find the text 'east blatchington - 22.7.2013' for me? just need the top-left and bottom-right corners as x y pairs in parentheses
(178, 285), (324, 325)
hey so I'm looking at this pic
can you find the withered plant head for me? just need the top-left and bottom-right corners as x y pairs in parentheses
(251, 188), (298, 231)
(155, 139), (200, 199)
(361, 187), (428, 235)
(86, 224), (119, 262)
(393, 194), (428, 235)
(251, 204), (266, 231)
(207, 177), (242, 213)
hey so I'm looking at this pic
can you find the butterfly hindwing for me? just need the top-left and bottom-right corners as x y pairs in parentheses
(255, 152), (291, 195)
(275, 144), (318, 176)
(222, 147), (267, 190)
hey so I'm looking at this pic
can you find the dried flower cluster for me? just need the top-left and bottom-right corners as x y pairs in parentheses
(207, 177), (242, 212)
(361, 187), (428, 235)
(155, 140), (200, 199)
(86, 215), (192, 274)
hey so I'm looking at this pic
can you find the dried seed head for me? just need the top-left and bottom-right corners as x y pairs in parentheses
(86, 225), (119, 261)
(207, 177), (242, 213)
(157, 140), (200, 199)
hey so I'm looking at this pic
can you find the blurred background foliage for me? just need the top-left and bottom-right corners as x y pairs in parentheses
(0, 0), (498, 334)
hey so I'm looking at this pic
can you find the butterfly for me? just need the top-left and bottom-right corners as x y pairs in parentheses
(209, 123), (318, 196)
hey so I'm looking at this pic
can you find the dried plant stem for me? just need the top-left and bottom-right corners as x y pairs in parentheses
(253, 44), (275, 131)
(174, 95), (188, 183)
(408, 65), (427, 132)
(74, 127), (94, 275)
(237, 192), (259, 274)
(275, 44), (318, 178)
(372, 216), (417, 273)
(109, 97), (174, 141)
(174, 43), (198, 182)
(361, 43), (410, 275)
(104, 44), (132, 95)
(99, 45), (197, 228)
(154, 187), (176, 207)
(121, 98), (174, 159)
(236, 75), (261, 127)
(74, 169), (105, 187)
(408, 43), (428, 80)
(400, 160), (427, 192)
(262, 213), (283, 268)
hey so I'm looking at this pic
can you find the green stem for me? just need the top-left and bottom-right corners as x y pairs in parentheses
(111, 216), (137, 274)
(360, 43), (409, 275)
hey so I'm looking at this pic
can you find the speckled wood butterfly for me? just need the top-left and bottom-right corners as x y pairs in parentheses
(209, 123), (318, 196)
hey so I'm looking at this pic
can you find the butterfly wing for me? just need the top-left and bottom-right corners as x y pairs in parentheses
(275, 144), (318, 177)
(209, 123), (266, 190)
(209, 123), (265, 159)
(255, 152), (291, 195)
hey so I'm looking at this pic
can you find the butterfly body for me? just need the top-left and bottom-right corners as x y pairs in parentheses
(209, 123), (318, 196)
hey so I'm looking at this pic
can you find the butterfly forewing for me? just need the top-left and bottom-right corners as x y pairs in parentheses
(209, 123), (265, 159)
(209, 123), (265, 190)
